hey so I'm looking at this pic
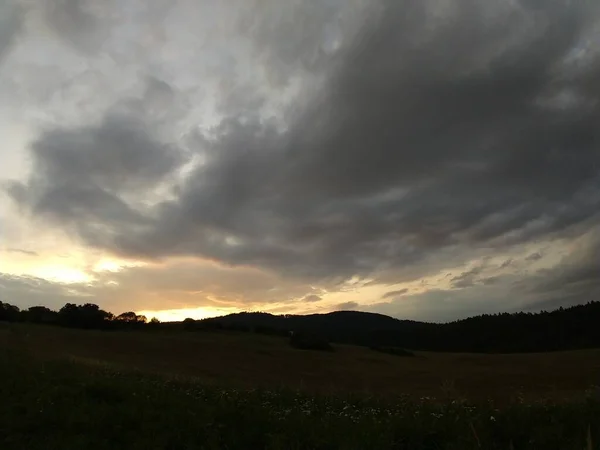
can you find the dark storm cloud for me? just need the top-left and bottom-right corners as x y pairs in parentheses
(42, 0), (114, 54)
(7, 108), (187, 250)
(237, 0), (356, 88)
(112, 76), (188, 128)
(11, 0), (600, 295)
(451, 266), (485, 289)
(518, 230), (600, 310)
(0, 1), (22, 60)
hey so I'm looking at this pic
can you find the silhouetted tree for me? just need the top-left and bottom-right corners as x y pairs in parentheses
(0, 301), (20, 322)
(182, 318), (197, 331)
(57, 303), (113, 329)
(112, 311), (147, 330)
(25, 306), (58, 324)
(116, 311), (146, 323)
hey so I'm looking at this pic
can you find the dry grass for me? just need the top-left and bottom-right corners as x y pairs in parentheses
(3, 324), (600, 402)
(2, 324), (600, 449)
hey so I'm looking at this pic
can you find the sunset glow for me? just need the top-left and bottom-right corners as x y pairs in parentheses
(30, 265), (92, 285)
(93, 260), (124, 273)
(137, 307), (240, 322)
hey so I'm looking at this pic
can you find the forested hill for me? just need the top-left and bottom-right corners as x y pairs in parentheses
(193, 302), (600, 353)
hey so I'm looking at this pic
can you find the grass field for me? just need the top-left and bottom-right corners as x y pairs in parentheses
(2, 324), (600, 449)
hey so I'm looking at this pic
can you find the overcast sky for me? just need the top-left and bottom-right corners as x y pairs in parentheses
(1, 0), (599, 322)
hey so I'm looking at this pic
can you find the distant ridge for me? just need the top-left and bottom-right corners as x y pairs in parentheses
(205, 309), (422, 330)
(190, 302), (600, 353)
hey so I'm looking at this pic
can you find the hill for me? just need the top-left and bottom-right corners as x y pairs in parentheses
(197, 310), (425, 333)
(193, 301), (600, 353)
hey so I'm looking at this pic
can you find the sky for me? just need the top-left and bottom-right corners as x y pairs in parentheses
(1, 0), (599, 323)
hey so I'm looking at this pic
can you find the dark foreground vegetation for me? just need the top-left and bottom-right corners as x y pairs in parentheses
(2, 300), (600, 353)
(1, 343), (599, 450)
(2, 324), (600, 449)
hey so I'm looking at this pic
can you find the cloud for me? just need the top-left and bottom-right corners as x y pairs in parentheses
(98, 259), (319, 310)
(0, 256), (324, 315)
(7, 107), (188, 254)
(480, 276), (500, 286)
(302, 294), (322, 303)
(39, 0), (115, 54)
(0, 272), (93, 311)
(334, 301), (359, 311)
(5, 0), (600, 318)
(6, 248), (39, 257)
(518, 230), (600, 310)
(0, 0), (22, 61)
(232, 0), (369, 89)
(526, 252), (543, 261)
(451, 266), (485, 289)
(381, 288), (409, 299)
(367, 272), (529, 322)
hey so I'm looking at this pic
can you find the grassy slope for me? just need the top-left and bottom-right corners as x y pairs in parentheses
(5, 324), (600, 401)
(1, 324), (600, 449)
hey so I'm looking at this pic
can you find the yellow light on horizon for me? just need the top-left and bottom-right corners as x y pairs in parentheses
(137, 306), (239, 322)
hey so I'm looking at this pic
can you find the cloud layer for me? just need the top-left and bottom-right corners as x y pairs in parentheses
(2, 0), (600, 320)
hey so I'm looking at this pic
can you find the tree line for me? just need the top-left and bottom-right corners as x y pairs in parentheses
(0, 301), (155, 330)
(2, 299), (600, 353)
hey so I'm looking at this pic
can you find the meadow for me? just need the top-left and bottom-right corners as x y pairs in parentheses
(1, 324), (600, 449)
